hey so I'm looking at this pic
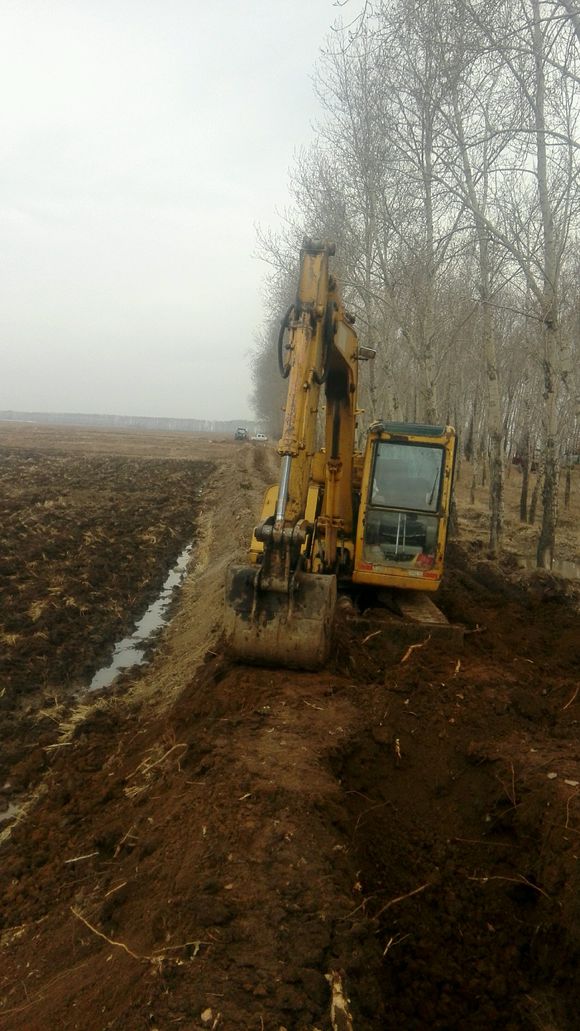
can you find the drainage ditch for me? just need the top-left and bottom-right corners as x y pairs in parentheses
(88, 540), (195, 691)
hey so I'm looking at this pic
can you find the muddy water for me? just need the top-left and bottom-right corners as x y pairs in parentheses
(88, 541), (194, 691)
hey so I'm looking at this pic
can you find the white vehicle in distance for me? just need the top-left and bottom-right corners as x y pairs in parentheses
(252, 432), (268, 442)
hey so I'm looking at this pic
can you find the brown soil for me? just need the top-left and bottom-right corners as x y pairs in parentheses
(0, 425), (579, 1031)
(0, 447), (213, 699)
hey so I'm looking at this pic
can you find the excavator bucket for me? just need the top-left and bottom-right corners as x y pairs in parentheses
(225, 565), (337, 671)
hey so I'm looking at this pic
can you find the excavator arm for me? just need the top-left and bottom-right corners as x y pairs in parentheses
(225, 238), (360, 668)
(254, 239), (335, 588)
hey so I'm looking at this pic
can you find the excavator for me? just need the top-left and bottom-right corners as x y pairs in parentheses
(225, 238), (456, 669)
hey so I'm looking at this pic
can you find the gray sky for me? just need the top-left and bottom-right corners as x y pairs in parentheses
(1, 0), (341, 420)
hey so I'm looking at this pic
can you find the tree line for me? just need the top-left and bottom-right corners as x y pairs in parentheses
(252, 0), (580, 565)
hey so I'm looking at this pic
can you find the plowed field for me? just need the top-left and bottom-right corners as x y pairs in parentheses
(0, 425), (579, 1031)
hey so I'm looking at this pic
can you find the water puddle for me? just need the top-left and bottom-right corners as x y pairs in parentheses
(520, 556), (580, 580)
(88, 541), (194, 692)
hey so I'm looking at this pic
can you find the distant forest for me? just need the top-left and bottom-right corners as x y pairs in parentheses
(252, 0), (580, 566)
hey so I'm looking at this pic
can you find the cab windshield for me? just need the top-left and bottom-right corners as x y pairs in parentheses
(363, 441), (445, 568)
(371, 441), (444, 512)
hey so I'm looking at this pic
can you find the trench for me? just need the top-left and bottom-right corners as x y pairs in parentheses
(88, 540), (194, 691)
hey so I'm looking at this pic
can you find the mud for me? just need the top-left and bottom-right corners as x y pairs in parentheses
(0, 447), (213, 701)
(0, 426), (579, 1030)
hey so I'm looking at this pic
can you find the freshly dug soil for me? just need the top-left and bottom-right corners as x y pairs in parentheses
(0, 426), (579, 1031)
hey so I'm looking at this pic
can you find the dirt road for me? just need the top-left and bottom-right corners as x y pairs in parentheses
(1, 426), (579, 1030)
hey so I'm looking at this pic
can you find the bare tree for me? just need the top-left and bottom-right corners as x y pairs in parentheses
(433, 0), (580, 564)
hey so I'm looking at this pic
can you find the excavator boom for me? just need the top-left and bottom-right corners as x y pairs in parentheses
(225, 238), (355, 668)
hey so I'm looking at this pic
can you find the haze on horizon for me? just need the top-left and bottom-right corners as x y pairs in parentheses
(1, 0), (342, 422)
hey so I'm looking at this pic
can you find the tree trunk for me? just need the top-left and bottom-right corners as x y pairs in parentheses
(518, 432), (531, 522)
(470, 465), (477, 505)
(488, 433), (503, 557)
(528, 464), (542, 525)
(532, 0), (560, 568)
(537, 453), (558, 567)
(536, 362), (559, 567)
(564, 465), (571, 508)
(520, 461), (530, 522)
(418, 347), (438, 424)
(453, 405), (462, 483)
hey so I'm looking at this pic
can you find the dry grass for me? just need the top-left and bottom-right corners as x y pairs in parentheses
(455, 461), (580, 564)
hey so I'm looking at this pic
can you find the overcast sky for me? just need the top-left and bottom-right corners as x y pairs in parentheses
(1, 0), (344, 421)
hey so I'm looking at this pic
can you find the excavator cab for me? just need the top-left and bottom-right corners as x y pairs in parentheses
(353, 423), (456, 592)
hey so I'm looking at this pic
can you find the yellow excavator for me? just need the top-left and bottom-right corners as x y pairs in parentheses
(225, 238), (456, 669)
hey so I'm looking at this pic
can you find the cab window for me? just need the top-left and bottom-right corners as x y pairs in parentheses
(363, 509), (439, 567)
(371, 442), (444, 512)
(363, 441), (445, 568)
